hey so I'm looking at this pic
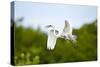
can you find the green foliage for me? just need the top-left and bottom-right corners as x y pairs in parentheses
(14, 20), (97, 65)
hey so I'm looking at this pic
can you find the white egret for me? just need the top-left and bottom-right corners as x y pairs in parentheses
(45, 20), (77, 50)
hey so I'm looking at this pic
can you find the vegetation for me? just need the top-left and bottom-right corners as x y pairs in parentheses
(13, 20), (97, 66)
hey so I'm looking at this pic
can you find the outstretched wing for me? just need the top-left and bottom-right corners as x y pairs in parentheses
(62, 20), (72, 34)
(47, 29), (57, 50)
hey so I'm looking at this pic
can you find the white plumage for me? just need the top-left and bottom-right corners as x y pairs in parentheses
(45, 20), (77, 50)
(47, 29), (57, 50)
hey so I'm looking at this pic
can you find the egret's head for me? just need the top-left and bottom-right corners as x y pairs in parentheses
(45, 25), (54, 28)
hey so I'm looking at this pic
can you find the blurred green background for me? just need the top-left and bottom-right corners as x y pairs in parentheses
(13, 19), (97, 66)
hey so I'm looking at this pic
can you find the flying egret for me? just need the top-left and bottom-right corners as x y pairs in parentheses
(45, 20), (77, 50)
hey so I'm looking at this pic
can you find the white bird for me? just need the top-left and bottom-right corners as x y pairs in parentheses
(45, 20), (77, 50)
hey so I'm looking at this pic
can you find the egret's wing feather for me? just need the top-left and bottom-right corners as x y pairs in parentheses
(62, 20), (72, 34)
(47, 30), (57, 50)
